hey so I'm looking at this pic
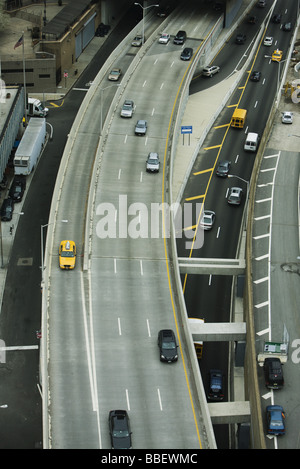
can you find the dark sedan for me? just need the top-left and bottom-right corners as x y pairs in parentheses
(0, 198), (14, 221)
(180, 47), (193, 61)
(250, 71), (261, 82)
(9, 176), (26, 202)
(108, 410), (132, 449)
(207, 369), (224, 401)
(216, 160), (231, 177)
(158, 329), (178, 362)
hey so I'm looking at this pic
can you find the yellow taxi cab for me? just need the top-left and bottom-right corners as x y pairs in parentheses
(272, 49), (283, 62)
(59, 240), (76, 269)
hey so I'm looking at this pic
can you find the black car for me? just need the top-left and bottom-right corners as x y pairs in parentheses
(207, 369), (224, 401)
(180, 47), (193, 61)
(272, 13), (282, 23)
(250, 71), (261, 82)
(247, 16), (257, 24)
(0, 198), (14, 221)
(108, 410), (132, 449)
(216, 160), (231, 177)
(9, 176), (26, 202)
(264, 358), (284, 389)
(157, 329), (178, 362)
(235, 33), (246, 44)
(173, 30), (186, 45)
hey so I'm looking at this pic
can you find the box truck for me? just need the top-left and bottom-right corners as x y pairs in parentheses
(14, 118), (46, 175)
(27, 97), (48, 117)
(230, 108), (247, 129)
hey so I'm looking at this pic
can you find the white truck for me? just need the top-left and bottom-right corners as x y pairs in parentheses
(27, 97), (49, 117)
(14, 118), (46, 176)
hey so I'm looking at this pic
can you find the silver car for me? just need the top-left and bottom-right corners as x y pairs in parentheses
(281, 111), (293, 124)
(146, 152), (160, 172)
(200, 210), (215, 230)
(202, 65), (220, 77)
(131, 35), (144, 47)
(227, 187), (243, 206)
(121, 100), (134, 118)
(108, 68), (121, 81)
(135, 119), (147, 136)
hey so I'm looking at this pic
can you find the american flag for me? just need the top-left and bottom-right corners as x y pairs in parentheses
(14, 35), (23, 50)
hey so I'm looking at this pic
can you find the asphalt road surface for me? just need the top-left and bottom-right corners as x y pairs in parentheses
(0, 6), (139, 449)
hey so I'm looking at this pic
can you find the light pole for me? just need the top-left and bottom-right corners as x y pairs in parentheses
(134, 2), (160, 45)
(100, 84), (121, 135)
(41, 220), (68, 285)
(228, 174), (250, 226)
(264, 54), (290, 100)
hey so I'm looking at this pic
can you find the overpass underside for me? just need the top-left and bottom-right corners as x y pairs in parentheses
(181, 257), (251, 427)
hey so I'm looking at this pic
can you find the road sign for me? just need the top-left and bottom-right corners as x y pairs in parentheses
(181, 125), (192, 134)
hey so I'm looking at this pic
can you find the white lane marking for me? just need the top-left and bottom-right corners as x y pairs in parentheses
(118, 317), (122, 336)
(253, 277), (268, 284)
(146, 319), (151, 337)
(140, 259), (143, 276)
(157, 389), (163, 410)
(126, 389), (130, 410)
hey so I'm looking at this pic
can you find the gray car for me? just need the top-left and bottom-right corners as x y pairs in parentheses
(146, 152), (160, 172)
(121, 100), (134, 118)
(227, 187), (243, 206)
(135, 119), (147, 136)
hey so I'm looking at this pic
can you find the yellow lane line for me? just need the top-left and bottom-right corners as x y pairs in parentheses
(162, 39), (205, 449)
(193, 168), (213, 175)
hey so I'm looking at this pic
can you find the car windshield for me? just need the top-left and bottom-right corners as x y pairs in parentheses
(148, 159), (158, 164)
(113, 429), (129, 437)
(61, 251), (75, 257)
(111, 70), (119, 75)
(162, 341), (175, 349)
(203, 216), (211, 223)
(137, 123), (145, 128)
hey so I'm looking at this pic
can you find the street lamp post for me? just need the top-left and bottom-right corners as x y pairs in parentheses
(100, 84), (121, 135)
(264, 54), (290, 100)
(134, 2), (160, 45)
(228, 174), (250, 227)
(41, 220), (68, 285)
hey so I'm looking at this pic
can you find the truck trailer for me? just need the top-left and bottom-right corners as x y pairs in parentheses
(14, 118), (46, 176)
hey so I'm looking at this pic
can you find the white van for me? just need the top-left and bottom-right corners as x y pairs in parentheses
(27, 97), (48, 117)
(244, 132), (259, 152)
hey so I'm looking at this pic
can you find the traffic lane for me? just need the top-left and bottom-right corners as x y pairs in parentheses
(91, 256), (202, 449)
(48, 270), (101, 449)
(190, 5), (270, 93)
(256, 150), (300, 449)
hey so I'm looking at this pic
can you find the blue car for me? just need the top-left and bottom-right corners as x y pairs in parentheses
(266, 405), (285, 435)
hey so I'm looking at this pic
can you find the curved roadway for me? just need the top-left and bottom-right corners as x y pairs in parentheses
(45, 1), (220, 449)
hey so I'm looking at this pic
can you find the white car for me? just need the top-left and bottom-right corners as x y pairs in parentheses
(281, 111), (293, 124)
(264, 36), (273, 46)
(146, 152), (160, 172)
(159, 32), (170, 44)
